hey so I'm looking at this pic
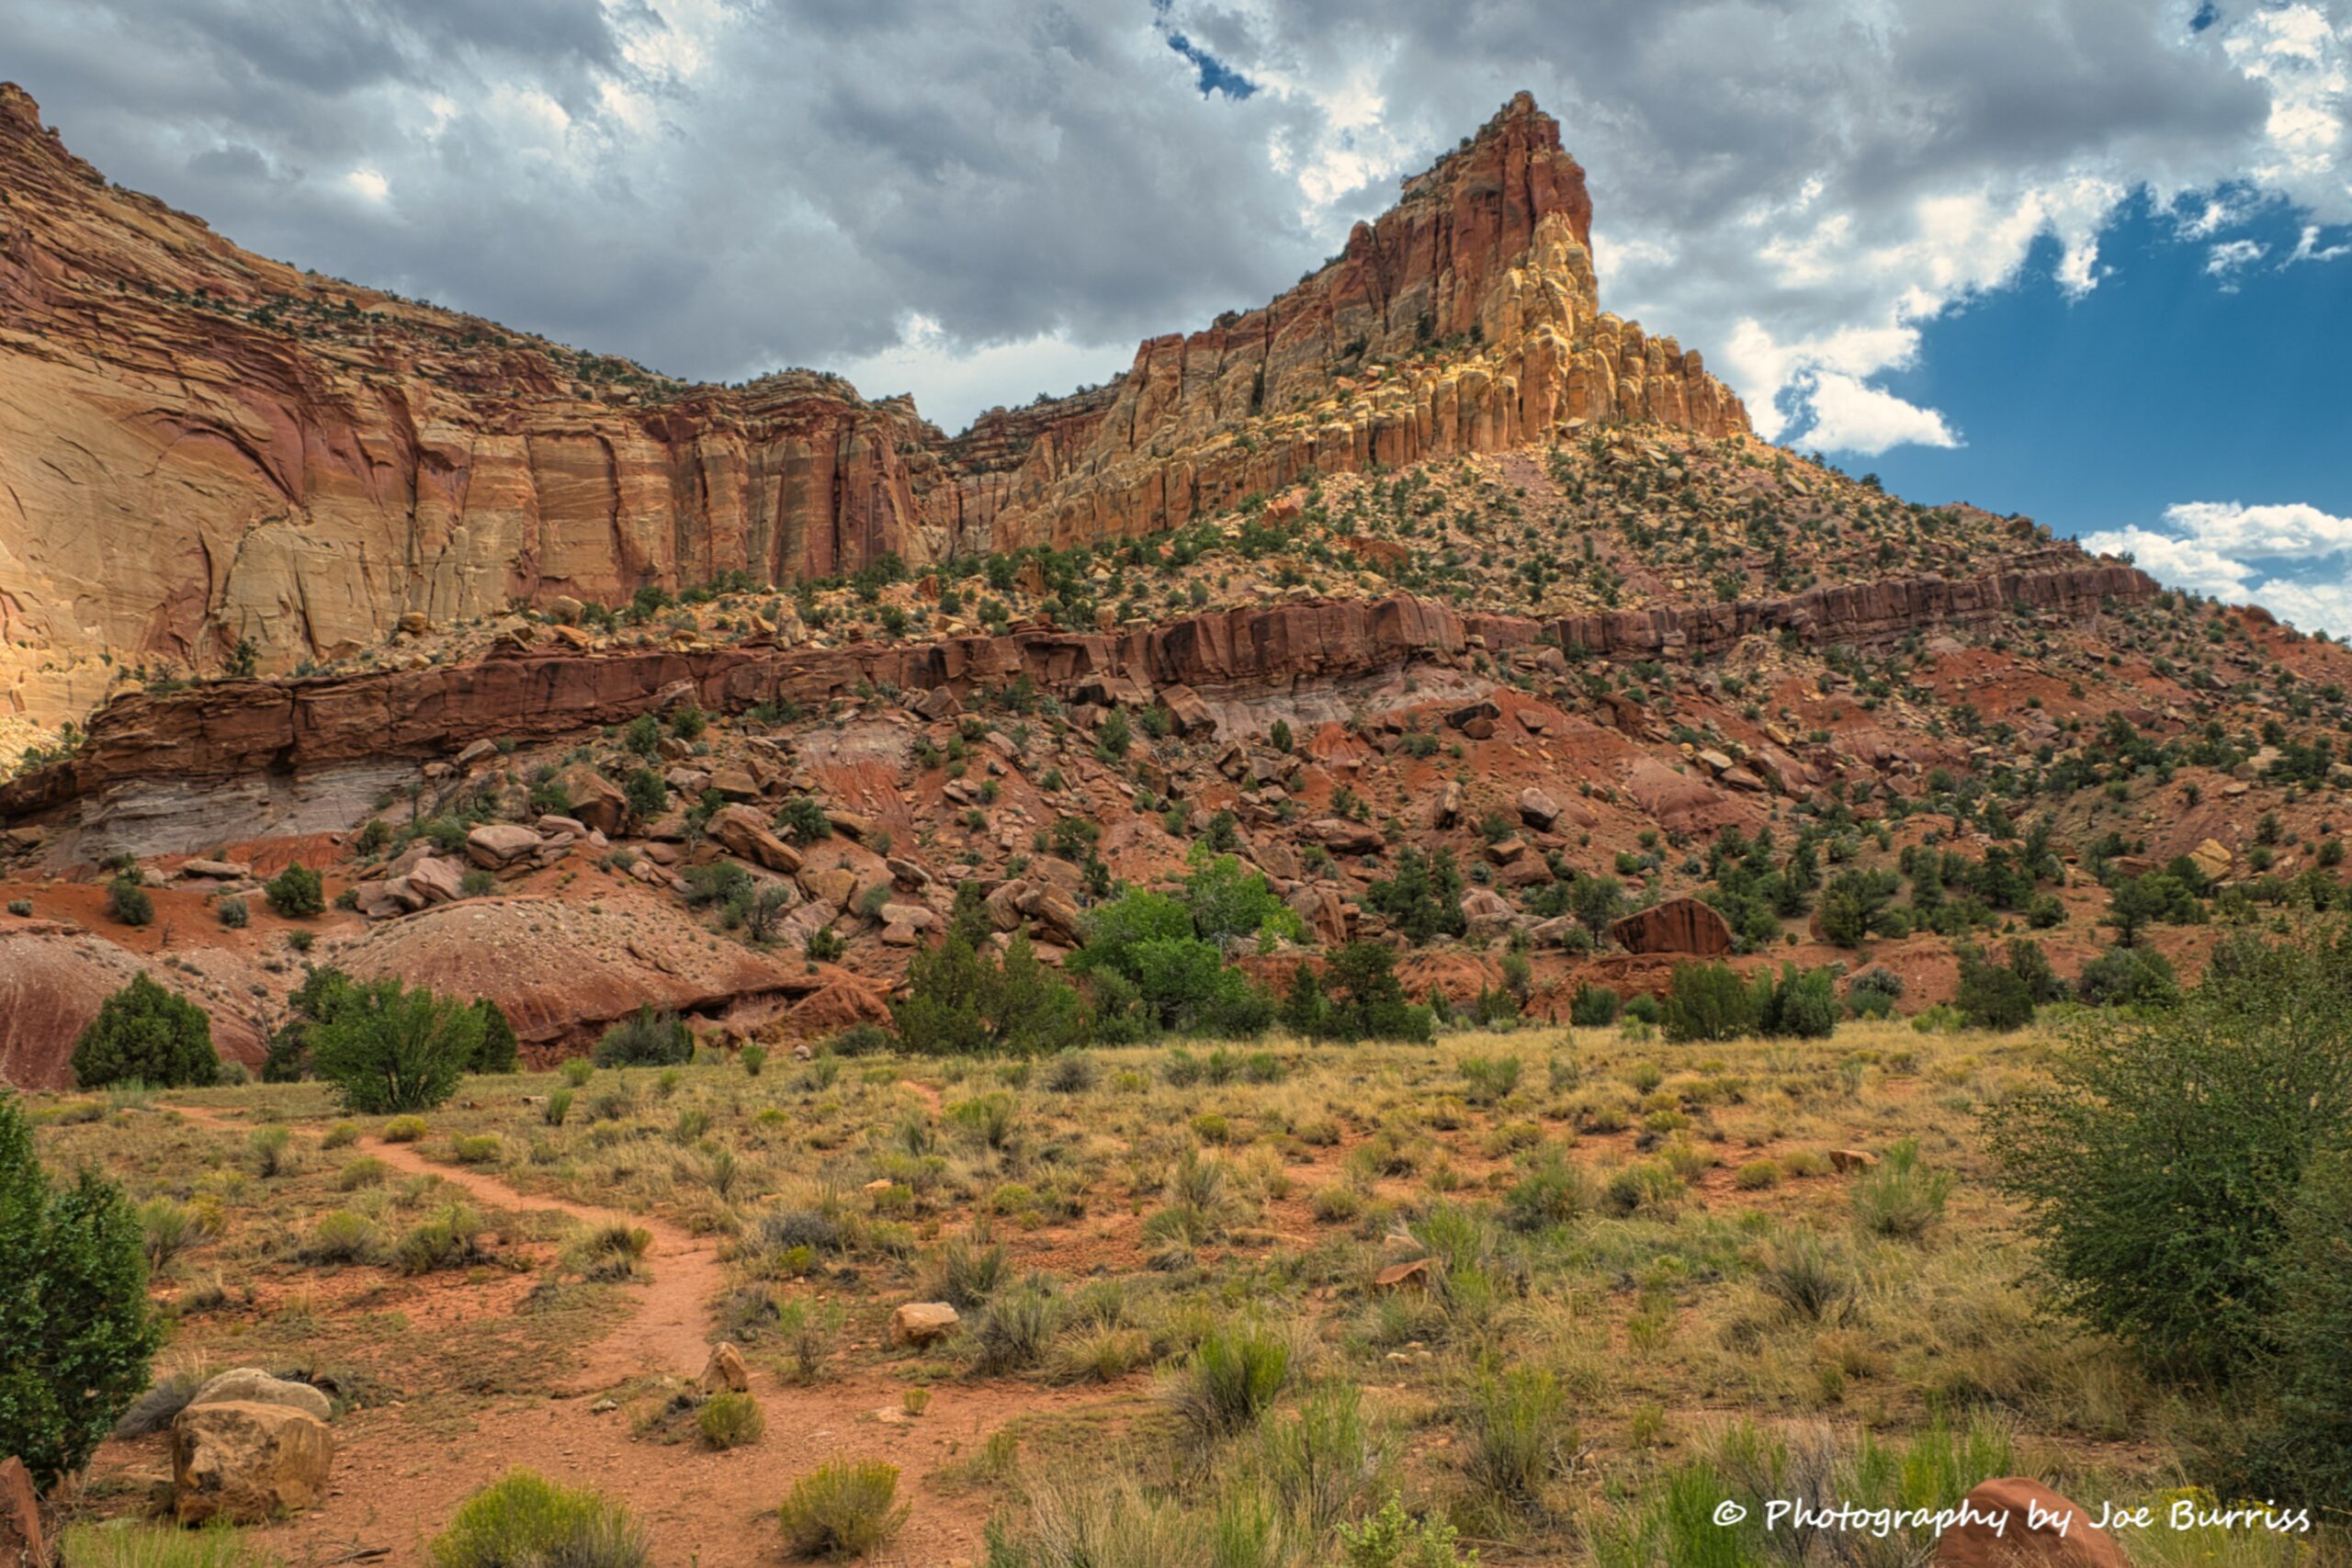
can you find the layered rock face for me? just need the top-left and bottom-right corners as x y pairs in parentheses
(1, 561), (2153, 821)
(0, 85), (1742, 722)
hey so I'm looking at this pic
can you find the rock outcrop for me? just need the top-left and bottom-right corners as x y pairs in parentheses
(0, 85), (1743, 722)
(1609, 897), (1736, 957)
(0, 563), (2154, 829)
(170, 1400), (334, 1525)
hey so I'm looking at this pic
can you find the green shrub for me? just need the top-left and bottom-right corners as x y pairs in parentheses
(300, 1209), (381, 1265)
(593, 1005), (693, 1067)
(451, 1134), (503, 1166)
(2075, 942), (2179, 1008)
(136, 1196), (197, 1269)
(0, 1092), (164, 1484)
(1463, 1367), (1570, 1514)
(311, 978), (486, 1112)
(1954, 950), (2035, 1031)
(895, 928), (1089, 1057)
(1166, 1321), (1291, 1437)
(1660, 962), (1761, 1043)
(1852, 1138), (1953, 1239)
(471, 1000), (520, 1074)
(1758, 964), (1838, 1039)
(1337, 1495), (1478, 1568)
(382, 1114), (427, 1143)
(697, 1391), (765, 1450)
(1568, 984), (1620, 1027)
(396, 1202), (489, 1275)
(72, 974), (220, 1089)
(968, 1283), (1061, 1373)
(429, 1468), (648, 1568)
(106, 874), (153, 927)
(264, 863), (325, 919)
(2237, 1146), (2352, 1500)
(1989, 920), (2352, 1381)
(215, 897), (248, 930)
(777, 1460), (908, 1559)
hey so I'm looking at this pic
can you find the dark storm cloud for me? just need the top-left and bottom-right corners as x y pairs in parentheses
(0, 0), (2337, 434)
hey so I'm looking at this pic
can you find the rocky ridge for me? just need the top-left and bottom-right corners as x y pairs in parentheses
(0, 86), (1741, 723)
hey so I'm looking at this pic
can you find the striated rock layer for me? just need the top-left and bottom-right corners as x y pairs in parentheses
(1, 561), (2154, 823)
(0, 85), (1742, 722)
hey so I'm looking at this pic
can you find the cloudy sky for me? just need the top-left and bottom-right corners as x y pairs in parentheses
(3, 0), (2349, 629)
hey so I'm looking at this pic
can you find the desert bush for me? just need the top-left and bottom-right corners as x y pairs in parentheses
(382, 1114), (428, 1143)
(311, 977), (485, 1112)
(1568, 984), (1620, 1027)
(471, 1000), (520, 1073)
(215, 897), (248, 930)
(570, 1224), (652, 1282)
(969, 1281), (1062, 1374)
(1462, 1367), (1570, 1515)
(1954, 948), (2036, 1031)
(777, 1460), (908, 1559)
(264, 863), (325, 919)
(72, 974), (220, 1089)
(593, 1005), (693, 1067)
(1989, 919), (2352, 1381)
(105, 874), (153, 927)
(896, 929), (1090, 1057)
(136, 1196), (197, 1269)
(300, 1209), (381, 1265)
(923, 1230), (1009, 1310)
(697, 1391), (765, 1450)
(1852, 1138), (1953, 1239)
(396, 1201), (489, 1275)
(1166, 1320), (1291, 1437)
(1756, 1228), (1855, 1323)
(429, 1468), (648, 1568)
(0, 1092), (164, 1484)
(1336, 1495), (1476, 1568)
(1660, 962), (1761, 1043)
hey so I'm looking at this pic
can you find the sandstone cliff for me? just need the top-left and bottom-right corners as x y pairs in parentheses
(0, 86), (1743, 722)
(0, 561), (2153, 823)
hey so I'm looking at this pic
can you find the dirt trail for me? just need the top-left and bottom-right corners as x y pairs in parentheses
(156, 1100), (1050, 1567)
(175, 1101), (721, 1389)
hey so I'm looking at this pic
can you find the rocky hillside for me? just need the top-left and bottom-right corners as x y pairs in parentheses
(0, 87), (1740, 727)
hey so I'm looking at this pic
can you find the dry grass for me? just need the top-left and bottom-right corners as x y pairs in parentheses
(27, 1012), (2335, 1562)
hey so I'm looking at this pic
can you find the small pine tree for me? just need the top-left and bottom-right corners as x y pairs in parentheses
(0, 1092), (165, 1485)
(72, 975), (220, 1089)
(472, 999), (520, 1074)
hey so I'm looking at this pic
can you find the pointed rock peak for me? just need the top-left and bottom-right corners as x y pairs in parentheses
(1397, 91), (1590, 254)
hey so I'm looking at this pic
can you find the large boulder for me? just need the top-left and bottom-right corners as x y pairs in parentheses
(172, 1400), (334, 1524)
(710, 806), (801, 874)
(557, 765), (629, 836)
(1157, 684), (1216, 738)
(189, 1368), (334, 1424)
(464, 824), (544, 870)
(1517, 787), (1563, 830)
(1609, 897), (1735, 957)
(1459, 888), (1516, 939)
(888, 1303), (960, 1347)
(406, 856), (469, 905)
(1931, 1479), (2127, 1568)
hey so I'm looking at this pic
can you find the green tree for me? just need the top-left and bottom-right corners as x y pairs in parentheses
(264, 965), (357, 1082)
(0, 1092), (164, 1485)
(311, 978), (487, 1113)
(1661, 962), (1764, 1043)
(1095, 707), (1133, 761)
(1954, 949), (2036, 1031)
(471, 999), (520, 1073)
(71, 975), (220, 1089)
(895, 930), (1089, 1056)
(266, 862), (326, 919)
(1365, 847), (1465, 945)
(2239, 1147), (2352, 1500)
(594, 1005), (693, 1067)
(1987, 920), (2352, 1381)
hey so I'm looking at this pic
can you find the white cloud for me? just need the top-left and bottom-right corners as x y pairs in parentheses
(832, 317), (1135, 428)
(2287, 222), (2352, 262)
(1799, 373), (1960, 455)
(2205, 235), (2268, 285)
(2085, 500), (2352, 635)
(344, 167), (390, 202)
